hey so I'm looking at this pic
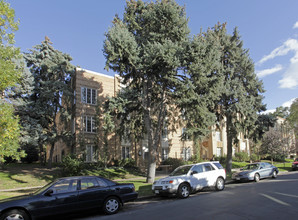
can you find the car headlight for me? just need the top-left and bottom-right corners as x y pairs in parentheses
(161, 180), (174, 184)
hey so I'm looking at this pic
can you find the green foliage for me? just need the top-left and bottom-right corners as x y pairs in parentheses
(104, 0), (191, 183)
(24, 39), (74, 168)
(162, 157), (186, 171)
(214, 156), (227, 165)
(0, 0), (21, 92)
(0, 101), (25, 162)
(287, 98), (298, 138)
(250, 153), (260, 162)
(119, 158), (136, 168)
(61, 155), (84, 176)
(233, 152), (249, 162)
(211, 23), (265, 173)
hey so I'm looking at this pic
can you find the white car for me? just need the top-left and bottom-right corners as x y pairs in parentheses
(152, 161), (226, 198)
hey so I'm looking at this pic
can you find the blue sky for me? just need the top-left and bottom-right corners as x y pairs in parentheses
(8, 0), (298, 112)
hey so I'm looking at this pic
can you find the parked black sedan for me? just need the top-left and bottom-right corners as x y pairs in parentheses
(0, 176), (138, 220)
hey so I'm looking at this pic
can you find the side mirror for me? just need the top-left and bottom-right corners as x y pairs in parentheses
(191, 171), (198, 175)
(44, 189), (54, 197)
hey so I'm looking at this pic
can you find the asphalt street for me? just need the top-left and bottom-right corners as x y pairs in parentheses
(62, 171), (298, 220)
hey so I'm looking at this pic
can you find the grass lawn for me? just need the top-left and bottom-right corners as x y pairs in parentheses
(0, 163), (151, 200)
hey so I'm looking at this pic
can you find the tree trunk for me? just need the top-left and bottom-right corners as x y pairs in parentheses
(47, 143), (55, 169)
(225, 115), (233, 173)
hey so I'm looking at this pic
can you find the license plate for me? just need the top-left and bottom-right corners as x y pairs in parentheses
(236, 177), (240, 180)
(155, 190), (159, 194)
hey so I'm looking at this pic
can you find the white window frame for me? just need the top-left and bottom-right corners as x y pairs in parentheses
(86, 145), (96, 162)
(81, 87), (97, 105)
(83, 116), (96, 133)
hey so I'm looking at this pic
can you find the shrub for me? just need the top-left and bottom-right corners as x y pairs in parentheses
(234, 152), (249, 162)
(62, 155), (84, 176)
(162, 158), (185, 171)
(21, 145), (39, 163)
(250, 153), (260, 162)
(119, 158), (136, 168)
(214, 156), (226, 164)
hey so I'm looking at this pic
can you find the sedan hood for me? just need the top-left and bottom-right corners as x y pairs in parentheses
(0, 194), (31, 204)
(235, 170), (253, 176)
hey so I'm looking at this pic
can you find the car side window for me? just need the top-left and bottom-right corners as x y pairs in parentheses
(51, 179), (78, 194)
(203, 164), (214, 172)
(192, 165), (204, 173)
(97, 178), (108, 187)
(81, 178), (99, 190)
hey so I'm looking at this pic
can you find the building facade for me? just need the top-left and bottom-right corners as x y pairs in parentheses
(49, 68), (250, 166)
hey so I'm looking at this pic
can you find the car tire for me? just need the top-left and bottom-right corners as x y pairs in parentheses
(254, 173), (260, 182)
(178, 183), (190, 199)
(103, 196), (121, 215)
(215, 177), (225, 191)
(272, 170), (277, 178)
(0, 209), (29, 220)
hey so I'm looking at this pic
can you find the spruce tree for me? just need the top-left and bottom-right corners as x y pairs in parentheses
(214, 23), (265, 173)
(24, 38), (74, 168)
(104, 0), (190, 183)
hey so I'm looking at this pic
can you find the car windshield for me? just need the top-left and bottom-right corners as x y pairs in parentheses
(169, 165), (192, 176)
(243, 164), (260, 170)
(32, 181), (54, 195)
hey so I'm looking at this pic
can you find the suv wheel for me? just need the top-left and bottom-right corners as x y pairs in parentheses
(178, 183), (190, 199)
(215, 177), (225, 191)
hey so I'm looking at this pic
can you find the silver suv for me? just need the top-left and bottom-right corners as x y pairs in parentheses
(152, 161), (226, 198)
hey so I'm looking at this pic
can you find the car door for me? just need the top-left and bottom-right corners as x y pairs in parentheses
(190, 164), (206, 190)
(78, 177), (110, 210)
(258, 163), (271, 178)
(202, 163), (218, 186)
(32, 179), (79, 216)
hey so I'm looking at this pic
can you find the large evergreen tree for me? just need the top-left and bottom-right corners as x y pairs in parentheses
(214, 23), (265, 173)
(0, 0), (25, 163)
(104, 0), (190, 183)
(24, 38), (74, 168)
(176, 27), (223, 159)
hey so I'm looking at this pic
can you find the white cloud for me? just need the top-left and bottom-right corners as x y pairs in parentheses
(256, 64), (283, 78)
(293, 21), (298, 29)
(282, 98), (296, 108)
(257, 38), (298, 89)
(258, 39), (298, 65)
(278, 61), (298, 88)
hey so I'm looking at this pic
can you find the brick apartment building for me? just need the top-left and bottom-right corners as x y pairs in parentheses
(49, 68), (250, 167)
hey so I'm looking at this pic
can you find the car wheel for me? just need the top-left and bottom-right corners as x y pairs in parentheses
(103, 196), (121, 215)
(272, 170), (277, 178)
(215, 177), (225, 191)
(254, 173), (260, 182)
(0, 209), (29, 220)
(178, 183), (190, 199)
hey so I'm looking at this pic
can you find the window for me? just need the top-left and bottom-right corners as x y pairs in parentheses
(83, 116), (96, 133)
(86, 145), (96, 162)
(80, 178), (99, 190)
(203, 164), (215, 172)
(215, 131), (222, 141)
(182, 147), (191, 161)
(216, 147), (222, 157)
(122, 147), (130, 159)
(51, 179), (78, 194)
(81, 87), (96, 105)
(162, 148), (169, 161)
(192, 164), (204, 173)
